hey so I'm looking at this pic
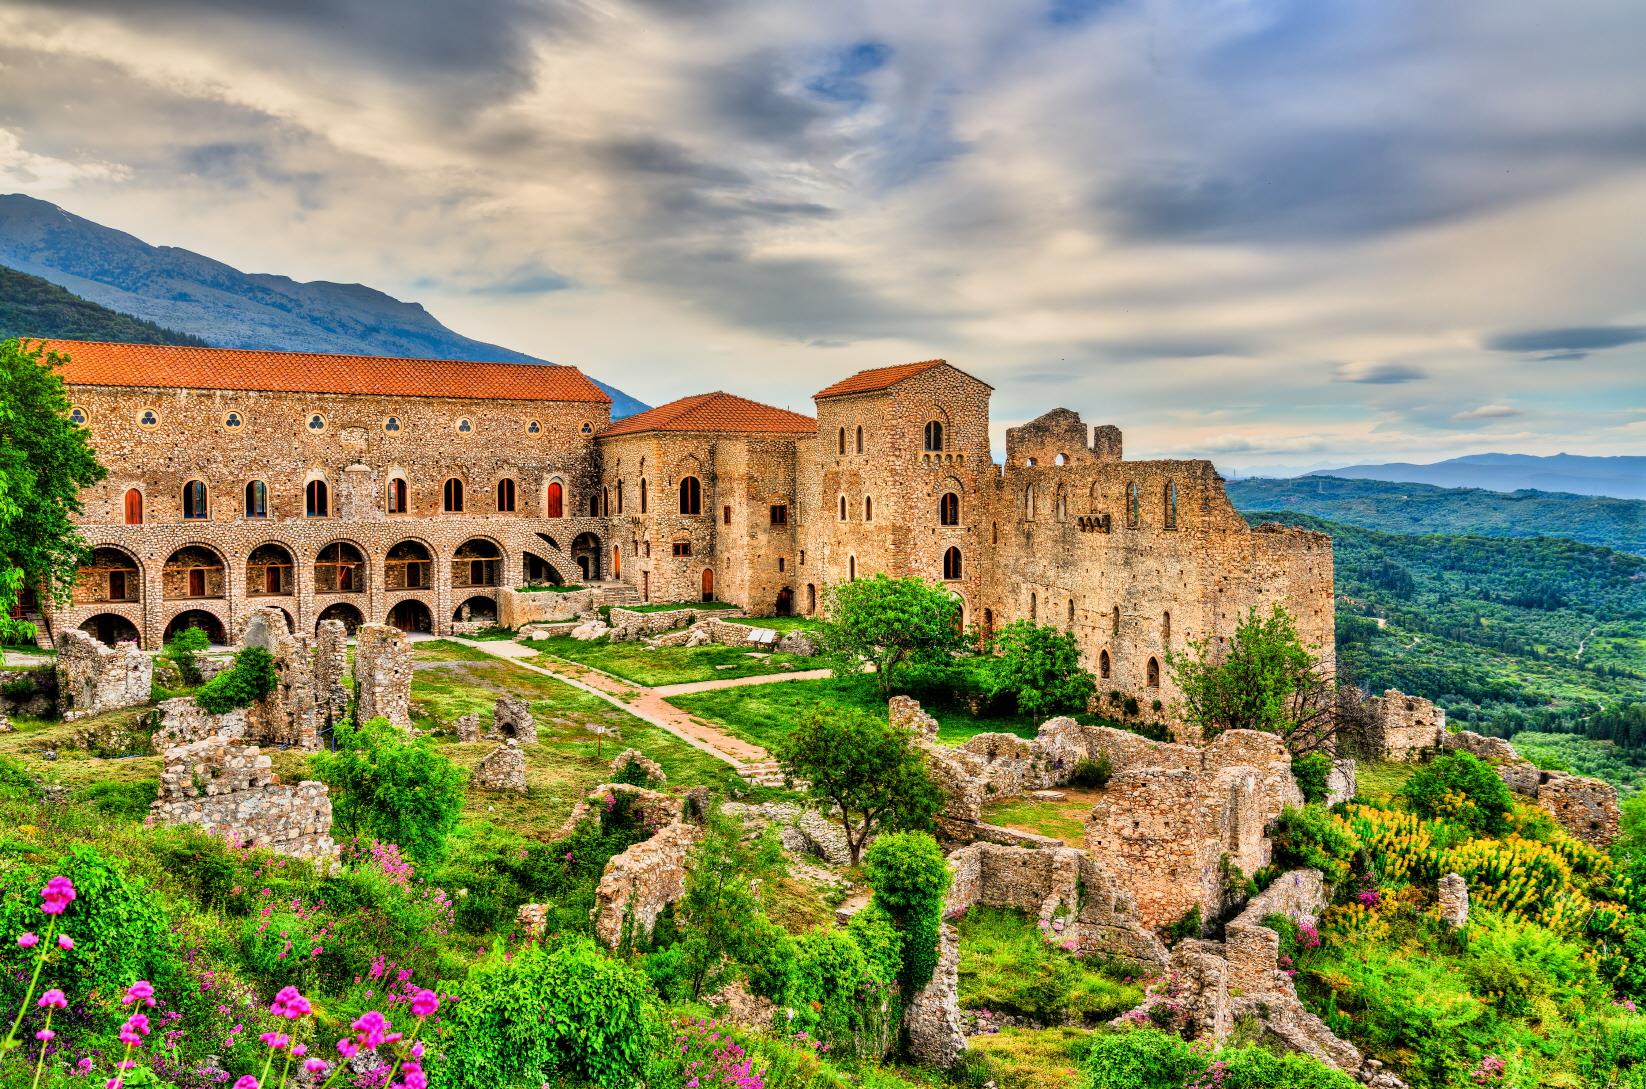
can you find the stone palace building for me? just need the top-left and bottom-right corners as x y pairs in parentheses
(39, 340), (1333, 709)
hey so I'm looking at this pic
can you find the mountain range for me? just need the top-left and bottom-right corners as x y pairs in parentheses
(0, 193), (646, 417)
(1310, 452), (1644, 500)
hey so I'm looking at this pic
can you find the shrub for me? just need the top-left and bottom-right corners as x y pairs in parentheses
(1163, 904), (1203, 944)
(1292, 752), (1334, 805)
(1081, 1028), (1203, 1089)
(74, 777), (158, 820)
(313, 717), (467, 864)
(1071, 755), (1113, 789)
(194, 645), (277, 713)
(163, 626), (210, 685)
(817, 574), (965, 696)
(864, 831), (951, 991)
(984, 620), (1097, 720)
(435, 937), (659, 1089)
(1272, 805), (1361, 884)
(1404, 752), (1514, 834)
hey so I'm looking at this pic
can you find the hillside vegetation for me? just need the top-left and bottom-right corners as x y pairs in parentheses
(1228, 476), (1644, 555)
(1245, 511), (1646, 739)
(0, 265), (208, 345)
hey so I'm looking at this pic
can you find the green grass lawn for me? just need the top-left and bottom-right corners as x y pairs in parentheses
(620, 600), (741, 613)
(666, 673), (1041, 751)
(1355, 760), (1420, 805)
(523, 634), (809, 687)
(980, 788), (1105, 846)
(722, 616), (822, 633)
(956, 905), (1142, 1024)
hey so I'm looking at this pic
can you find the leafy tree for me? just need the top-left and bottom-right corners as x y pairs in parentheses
(0, 339), (106, 650)
(777, 706), (941, 865)
(669, 807), (785, 999)
(818, 574), (965, 696)
(1168, 604), (1337, 755)
(984, 619), (1096, 719)
(1403, 751), (1514, 834)
(1291, 752), (1334, 804)
(863, 831), (950, 992)
(313, 717), (467, 864)
(163, 627), (211, 686)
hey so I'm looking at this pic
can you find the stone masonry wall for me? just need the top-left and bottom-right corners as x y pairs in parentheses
(150, 734), (335, 860)
(54, 629), (152, 720)
(1440, 729), (1621, 847)
(1367, 689), (1446, 761)
(354, 624), (413, 728)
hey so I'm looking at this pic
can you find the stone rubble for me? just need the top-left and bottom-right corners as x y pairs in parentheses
(609, 748), (666, 786)
(453, 713), (482, 742)
(1440, 729), (1620, 847)
(493, 695), (538, 745)
(1438, 873), (1469, 930)
(471, 739), (528, 793)
(149, 734), (335, 861)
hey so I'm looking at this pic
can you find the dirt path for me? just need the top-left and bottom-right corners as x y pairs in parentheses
(652, 668), (834, 697)
(440, 636), (780, 768)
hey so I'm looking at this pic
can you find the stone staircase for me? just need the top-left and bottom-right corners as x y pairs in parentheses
(592, 582), (643, 608)
(738, 759), (789, 788)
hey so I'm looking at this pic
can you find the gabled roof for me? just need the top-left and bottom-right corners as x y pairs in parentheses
(814, 358), (989, 400)
(42, 339), (612, 404)
(598, 391), (817, 438)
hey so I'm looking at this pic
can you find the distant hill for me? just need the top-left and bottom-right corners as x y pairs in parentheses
(0, 193), (647, 417)
(1313, 452), (1645, 500)
(1227, 476), (1644, 555)
(1246, 510), (1646, 737)
(0, 265), (208, 346)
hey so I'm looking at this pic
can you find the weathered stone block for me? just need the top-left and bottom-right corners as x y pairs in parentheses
(493, 695), (537, 744)
(472, 739), (527, 792)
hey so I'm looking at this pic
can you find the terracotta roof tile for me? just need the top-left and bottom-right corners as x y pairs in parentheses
(42, 339), (612, 404)
(599, 391), (816, 437)
(813, 359), (952, 399)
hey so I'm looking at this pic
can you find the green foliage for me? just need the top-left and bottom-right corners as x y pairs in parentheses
(1162, 904), (1203, 944)
(956, 906), (1141, 1023)
(0, 338), (107, 644)
(1403, 752), (1514, 834)
(435, 937), (660, 1089)
(1071, 754), (1113, 789)
(163, 626), (211, 685)
(1167, 605), (1332, 754)
(817, 574), (965, 696)
(0, 266), (209, 346)
(313, 717), (467, 864)
(665, 808), (785, 999)
(1081, 1027), (1359, 1089)
(0, 845), (174, 1007)
(1272, 805), (1361, 884)
(1292, 752), (1334, 804)
(777, 706), (941, 865)
(194, 645), (277, 714)
(0, 753), (39, 802)
(984, 620), (1097, 719)
(864, 831), (951, 991)
(75, 777), (159, 820)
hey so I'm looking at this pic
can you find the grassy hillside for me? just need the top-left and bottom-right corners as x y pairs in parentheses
(1247, 511), (1646, 737)
(0, 264), (208, 345)
(1228, 475), (1644, 555)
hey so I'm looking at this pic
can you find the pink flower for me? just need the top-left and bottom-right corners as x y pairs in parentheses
(122, 980), (156, 1007)
(41, 876), (76, 915)
(119, 1013), (150, 1045)
(39, 989), (67, 1009)
(104, 1079), (123, 1089)
(35, 1029), (55, 1041)
(303, 1059), (327, 1075)
(352, 1010), (392, 1048)
(234, 1077), (260, 1089)
(18, 931), (40, 948)
(337, 1038), (360, 1059)
(58, 934), (73, 950)
(270, 985), (311, 1019)
(410, 989), (439, 1018)
(259, 1031), (289, 1049)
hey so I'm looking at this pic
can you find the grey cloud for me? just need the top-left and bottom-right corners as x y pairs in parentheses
(1484, 325), (1646, 353)
(1333, 361), (1426, 384)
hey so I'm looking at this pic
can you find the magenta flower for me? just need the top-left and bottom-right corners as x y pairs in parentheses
(35, 1028), (55, 1042)
(352, 1010), (392, 1048)
(41, 876), (76, 915)
(119, 1013), (151, 1045)
(17, 932), (38, 948)
(270, 985), (312, 1019)
(303, 1059), (327, 1075)
(38, 989), (67, 1009)
(57, 933), (73, 950)
(337, 1038), (360, 1059)
(233, 1077), (260, 1089)
(122, 980), (156, 1007)
(410, 989), (439, 1018)
(259, 1031), (290, 1049)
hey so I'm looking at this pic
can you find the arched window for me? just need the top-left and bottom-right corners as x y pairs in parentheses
(546, 481), (564, 518)
(1024, 483), (1036, 520)
(838, 427), (847, 455)
(1029, 592), (1037, 621)
(1100, 649), (1111, 679)
(387, 477), (408, 514)
(497, 478), (516, 513)
(679, 476), (702, 515)
(1147, 657), (1161, 688)
(443, 478), (464, 513)
(1164, 481), (1178, 529)
(1112, 605), (1121, 634)
(855, 425), (864, 454)
(939, 492), (959, 526)
(182, 480), (208, 520)
(864, 496), (873, 521)
(848, 555), (857, 581)
(1162, 611), (1171, 644)
(589, 495), (600, 517)
(942, 546), (962, 580)
(244, 480), (268, 519)
(640, 478), (648, 514)
(123, 488), (143, 525)
(305, 479), (329, 518)
(839, 495), (847, 520)
(923, 420), (944, 452)
(616, 480), (624, 514)
(1126, 481), (1140, 528)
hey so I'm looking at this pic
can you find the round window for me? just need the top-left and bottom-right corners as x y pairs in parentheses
(527, 420), (541, 435)
(138, 409), (159, 429)
(68, 406), (88, 425)
(580, 421), (593, 435)
(224, 411), (243, 429)
(456, 418), (473, 434)
(384, 416), (401, 432)
(307, 413), (326, 432)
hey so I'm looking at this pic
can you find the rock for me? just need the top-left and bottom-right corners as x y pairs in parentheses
(609, 748), (666, 786)
(493, 696), (538, 745)
(516, 903), (549, 942)
(684, 628), (712, 648)
(570, 620), (610, 641)
(472, 740), (527, 793)
(889, 694), (940, 739)
(453, 713), (482, 742)
(592, 820), (701, 948)
(1438, 873), (1469, 930)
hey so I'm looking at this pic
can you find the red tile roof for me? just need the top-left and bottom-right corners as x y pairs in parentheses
(598, 391), (816, 437)
(813, 359), (956, 399)
(42, 339), (612, 404)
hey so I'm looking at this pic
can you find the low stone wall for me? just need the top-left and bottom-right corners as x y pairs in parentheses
(55, 630), (151, 720)
(1440, 729), (1620, 847)
(354, 624), (413, 729)
(592, 820), (701, 947)
(904, 923), (965, 1067)
(472, 740), (527, 792)
(609, 607), (715, 642)
(0, 666), (57, 718)
(149, 734), (335, 861)
(498, 588), (599, 628)
(151, 697), (247, 750)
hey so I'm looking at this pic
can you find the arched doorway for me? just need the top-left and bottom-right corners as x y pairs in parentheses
(700, 568), (715, 603)
(452, 595), (498, 624)
(247, 543), (295, 597)
(571, 533), (601, 580)
(317, 602), (364, 635)
(775, 587), (794, 616)
(612, 545), (621, 579)
(163, 546), (226, 600)
(164, 609), (226, 645)
(387, 599), (433, 633)
(80, 613), (140, 647)
(523, 551), (563, 586)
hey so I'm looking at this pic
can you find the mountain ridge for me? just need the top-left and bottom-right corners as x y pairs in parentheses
(0, 193), (648, 417)
(1310, 451), (1644, 500)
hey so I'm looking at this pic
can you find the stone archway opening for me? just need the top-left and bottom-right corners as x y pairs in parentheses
(452, 595), (498, 625)
(164, 609), (227, 646)
(163, 546), (226, 601)
(80, 613), (140, 647)
(388, 599), (434, 633)
(571, 532), (602, 581)
(317, 602), (364, 635)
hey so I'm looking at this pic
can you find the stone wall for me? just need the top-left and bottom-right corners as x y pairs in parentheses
(903, 923), (966, 1067)
(1440, 729), (1621, 847)
(354, 624), (413, 728)
(497, 587), (598, 627)
(239, 608), (345, 749)
(0, 667), (57, 719)
(55, 629), (152, 720)
(151, 696), (247, 749)
(472, 739), (527, 792)
(1367, 689), (1445, 761)
(149, 734), (335, 861)
(592, 820), (701, 947)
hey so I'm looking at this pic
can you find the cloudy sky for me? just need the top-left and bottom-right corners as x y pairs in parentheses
(1, 0), (1642, 471)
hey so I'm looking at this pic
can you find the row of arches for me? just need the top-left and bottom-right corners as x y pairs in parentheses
(1021, 479), (1180, 529)
(118, 476), (591, 525)
(74, 593), (502, 649)
(600, 476), (703, 518)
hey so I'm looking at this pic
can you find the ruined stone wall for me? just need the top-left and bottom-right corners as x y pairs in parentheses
(1367, 689), (1446, 761)
(496, 587), (598, 627)
(1438, 729), (1621, 847)
(150, 734), (335, 860)
(354, 624), (412, 728)
(54, 629), (152, 719)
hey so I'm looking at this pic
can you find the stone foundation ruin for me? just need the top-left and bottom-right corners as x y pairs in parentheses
(1439, 729), (1620, 847)
(149, 733), (335, 861)
(55, 629), (151, 720)
(1365, 689), (1446, 762)
(238, 608), (348, 749)
(471, 739), (528, 793)
(493, 695), (538, 745)
(354, 624), (413, 728)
